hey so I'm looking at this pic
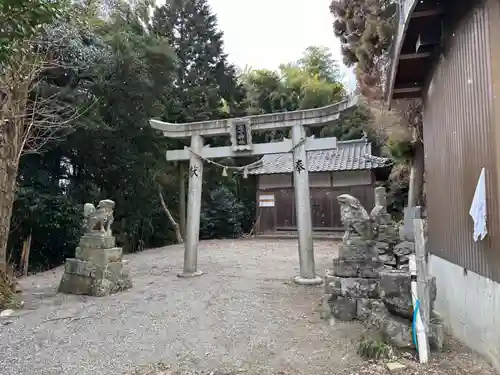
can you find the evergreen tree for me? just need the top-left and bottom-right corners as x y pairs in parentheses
(200, 186), (245, 240)
(151, 0), (250, 238)
(297, 46), (341, 84)
(241, 46), (345, 116)
(62, 1), (178, 252)
(241, 46), (354, 142)
(151, 0), (245, 122)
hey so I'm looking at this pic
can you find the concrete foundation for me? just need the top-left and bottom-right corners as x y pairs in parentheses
(429, 254), (500, 370)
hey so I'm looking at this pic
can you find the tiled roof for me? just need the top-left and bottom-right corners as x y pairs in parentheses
(248, 138), (392, 175)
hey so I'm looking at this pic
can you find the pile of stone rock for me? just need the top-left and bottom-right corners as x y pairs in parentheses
(324, 188), (443, 351)
(372, 200), (416, 271)
(377, 240), (415, 271)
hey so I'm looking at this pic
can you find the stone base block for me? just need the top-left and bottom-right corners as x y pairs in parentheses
(79, 233), (116, 249)
(177, 270), (204, 278)
(379, 269), (413, 319)
(356, 298), (384, 321)
(75, 246), (123, 266)
(58, 258), (132, 297)
(329, 296), (357, 321)
(338, 238), (380, 260)
(328, 296), (383, 322)
(383, 315), (414, 349)
(331, 259), (383, 278)
(368, 309), (414, 349)
(379, 269), (437, 320)
(293, 275), (323, 286)
(325, 274), (379, 299)
(343, 277), (379, 299)
(367, 307), (445, 350)
(58, 271), (94, 295)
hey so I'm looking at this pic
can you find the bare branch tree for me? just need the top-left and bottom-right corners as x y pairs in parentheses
(157, 184), (184, 244)
(1, 38), (96, 160)
(0, 27), (101, 272)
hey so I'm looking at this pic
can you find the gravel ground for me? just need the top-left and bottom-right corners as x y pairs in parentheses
(0, 239), (497, 375)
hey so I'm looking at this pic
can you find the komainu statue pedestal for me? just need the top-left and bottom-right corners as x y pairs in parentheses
(58, 200), (132, 297)
(323, 188), (443, 350)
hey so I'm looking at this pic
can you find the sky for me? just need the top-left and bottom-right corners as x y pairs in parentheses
(155, 0), (355, 90)
(207, 0), (355, 90)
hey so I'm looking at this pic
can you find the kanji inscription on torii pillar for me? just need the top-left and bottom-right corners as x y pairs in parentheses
(150, 98), (358, 284)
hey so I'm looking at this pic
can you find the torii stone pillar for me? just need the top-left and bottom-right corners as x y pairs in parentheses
(291, 124), (320, 284)
(150, 98), (358, 283)
(181, 134), (204, 277)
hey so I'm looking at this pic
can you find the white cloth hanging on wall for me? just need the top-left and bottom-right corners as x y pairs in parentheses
(469, 167), (488, 241)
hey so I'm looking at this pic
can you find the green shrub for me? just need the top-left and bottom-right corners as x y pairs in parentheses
(8, 188), (82, 273)
(358, 333), (395, 360)
(200, 186), (245, 240)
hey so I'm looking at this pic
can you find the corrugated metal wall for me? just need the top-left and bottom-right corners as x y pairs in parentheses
(423, 0), (500, 282)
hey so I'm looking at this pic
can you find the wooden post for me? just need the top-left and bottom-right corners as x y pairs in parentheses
(179, 162), (186, 240)
(291, 124), (322, 285)
(179, 135), (204, 278)
(20, 231), (32, 277)
(413, 207), (430, 362)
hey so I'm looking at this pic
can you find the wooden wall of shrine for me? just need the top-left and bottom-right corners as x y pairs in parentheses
(255, 170), (376, 233)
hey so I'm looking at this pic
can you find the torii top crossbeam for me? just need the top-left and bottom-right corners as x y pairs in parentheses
(149, 97), (358, 138)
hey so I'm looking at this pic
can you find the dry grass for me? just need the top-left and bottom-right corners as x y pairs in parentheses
(0, 268), (20, 310)
(365, 99), (410, 134)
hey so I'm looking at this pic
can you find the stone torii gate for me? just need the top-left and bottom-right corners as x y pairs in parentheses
(150, 98), (357, 285)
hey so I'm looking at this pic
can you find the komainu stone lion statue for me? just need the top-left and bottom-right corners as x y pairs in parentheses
(337, 194), (372, 241)
(83, 199), (115, 235)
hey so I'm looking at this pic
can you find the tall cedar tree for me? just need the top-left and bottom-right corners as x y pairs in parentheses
(151, 0), (245, 123)
(151, 0), (248, 238)
(331, 0), (425, 207)
(330, 0), (397, 98)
